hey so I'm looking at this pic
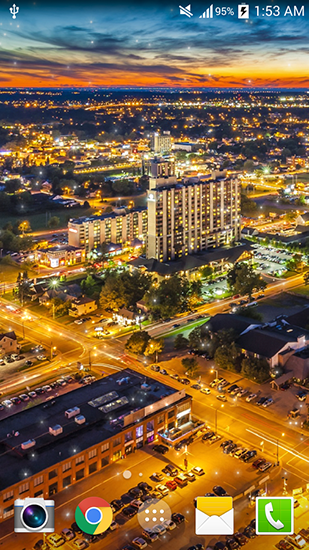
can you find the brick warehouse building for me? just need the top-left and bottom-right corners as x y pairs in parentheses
(0, 369), (194, 522)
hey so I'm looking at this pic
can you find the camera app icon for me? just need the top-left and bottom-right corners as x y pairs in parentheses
(14, 498), (55, 533)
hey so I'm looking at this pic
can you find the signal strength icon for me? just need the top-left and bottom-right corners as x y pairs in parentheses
(199, 4), (213, 18)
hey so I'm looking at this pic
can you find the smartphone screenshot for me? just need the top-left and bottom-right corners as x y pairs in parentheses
(0, 1), (309, 550)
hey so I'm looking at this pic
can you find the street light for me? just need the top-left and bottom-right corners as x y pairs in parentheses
(89, 346), (97, 372)
(211, 368), (218, 379)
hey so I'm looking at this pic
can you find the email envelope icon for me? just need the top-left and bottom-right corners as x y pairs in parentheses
(195, 496), (234, 535)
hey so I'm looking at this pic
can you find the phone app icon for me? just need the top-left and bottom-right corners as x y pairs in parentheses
(75, 497), (113, 535)
(256, 497), (294, 535)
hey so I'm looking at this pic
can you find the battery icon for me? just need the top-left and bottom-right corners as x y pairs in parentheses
(238, 3), (249, 18)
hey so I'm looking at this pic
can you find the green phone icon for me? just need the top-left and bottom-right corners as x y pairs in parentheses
(256, 497), (294, 535)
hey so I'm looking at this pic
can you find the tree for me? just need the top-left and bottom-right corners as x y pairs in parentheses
(99, 276), (124, 311)
(241, 356), (269, 383)
(188, 280), (202, 308)
(200, 265), (213, 279)
(81, 274), (100, 297)
(17, 271), (31, 305)
(112, 179), (134, 196)
(48, 216), (60, 229)
(286, 254), (303, 273)
(174, 334), (189, 350)
(144, 274), (190, 319)
(145, 338), (164, 362)
(243, 159), (255, 173)
(48, 297), (72, 317)
(284, 211), (297, 223)
(227, 262), (266, 301)
(5, 178), (21, 194)
(181, 357), (199, 378)
(125, 331), (150, 355)
(18, 220), (31, 234)
(214, 343), (241, 372)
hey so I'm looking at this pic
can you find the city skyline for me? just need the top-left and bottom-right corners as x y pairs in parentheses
(1, 1), (309, 88)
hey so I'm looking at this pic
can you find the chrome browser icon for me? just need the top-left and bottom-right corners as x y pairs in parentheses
(75, 497), (113, 535)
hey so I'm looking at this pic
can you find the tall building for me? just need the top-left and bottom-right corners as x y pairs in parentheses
(68, 207), (147, 251)
(146, 158), (241, 262)
(149, 131), (172, 154)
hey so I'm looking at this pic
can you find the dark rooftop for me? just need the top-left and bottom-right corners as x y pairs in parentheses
(129, 242), (253, 275)
(0, 369), (187, 491)
(204, 313), (258, 337)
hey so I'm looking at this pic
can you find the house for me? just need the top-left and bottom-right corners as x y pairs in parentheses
(237, 320), (309, 368)
(284, 347), (309, 381)
(69, 297), (97, 317)
(113, 308), (142, 326)
(39, 284), (82, 306)
(136, 300), (149, 314)
(0, 332), (20, 354)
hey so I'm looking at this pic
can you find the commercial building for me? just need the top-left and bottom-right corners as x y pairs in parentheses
(35, 245), (85, 268)
(146, 158), (241, 262)
(149, 131), (172, 154)
(68, 207), (147, 251)
(0, 369), (195, 522)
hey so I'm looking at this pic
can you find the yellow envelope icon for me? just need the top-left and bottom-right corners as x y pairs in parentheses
(195, 496), (234, 535)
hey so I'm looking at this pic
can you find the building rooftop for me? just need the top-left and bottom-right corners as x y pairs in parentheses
(130, 242), (252, 275)
(0, 369), (187, 491)
(69, 206), (146, 225)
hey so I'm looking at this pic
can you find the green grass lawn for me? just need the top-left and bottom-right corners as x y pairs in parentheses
(0, 206), (95, 233)
(289, 285), (309, 296)
(0, 259), (37, 284)
(161, 317), (210, 339)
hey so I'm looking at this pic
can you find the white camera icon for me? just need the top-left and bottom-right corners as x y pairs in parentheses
(14, 498), (55, 533)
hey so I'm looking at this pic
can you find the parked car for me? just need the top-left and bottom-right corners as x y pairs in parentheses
(61, 528), (75, 541)
(191, 466), (205, 476)
(132, 537), (147, 549)
(202, 430), (215, 441)
(262, 397), (273, 407)
(234, 448), (248, 459)
(156, 484), (169, 496)
(259, 461), (272, 472)
(151, 472), (164, 482)
(162, 464), (178, 476)
(151, 365), (160, 372)
(171, 512), (185, 524)
(141, 531), (158, 543)
(47, 534), (65, 547)
(246, 393), (257, 402)
(297, 392), (307, 402)
(243, 450), (257, 462)
(184, 471), (196, 482)
(234, 532), (247, 546)
(110, 499), (123, 512)
(252, 458), (266, 469)
(74, 539), (88, 549)
(19, 393), (30, 401)
(162, 519), (176, 531)
(217, 394), (227, 402)
(213, 485), (227, 496)
(153, 444), (169, 455)
(166, 480), (177, 491)
(256, 397), (267, 406)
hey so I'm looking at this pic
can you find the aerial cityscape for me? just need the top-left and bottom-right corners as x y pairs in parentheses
(1, 1), (309, 550)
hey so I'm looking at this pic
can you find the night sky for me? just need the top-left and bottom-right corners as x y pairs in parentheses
(1, 0), (309, 88)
